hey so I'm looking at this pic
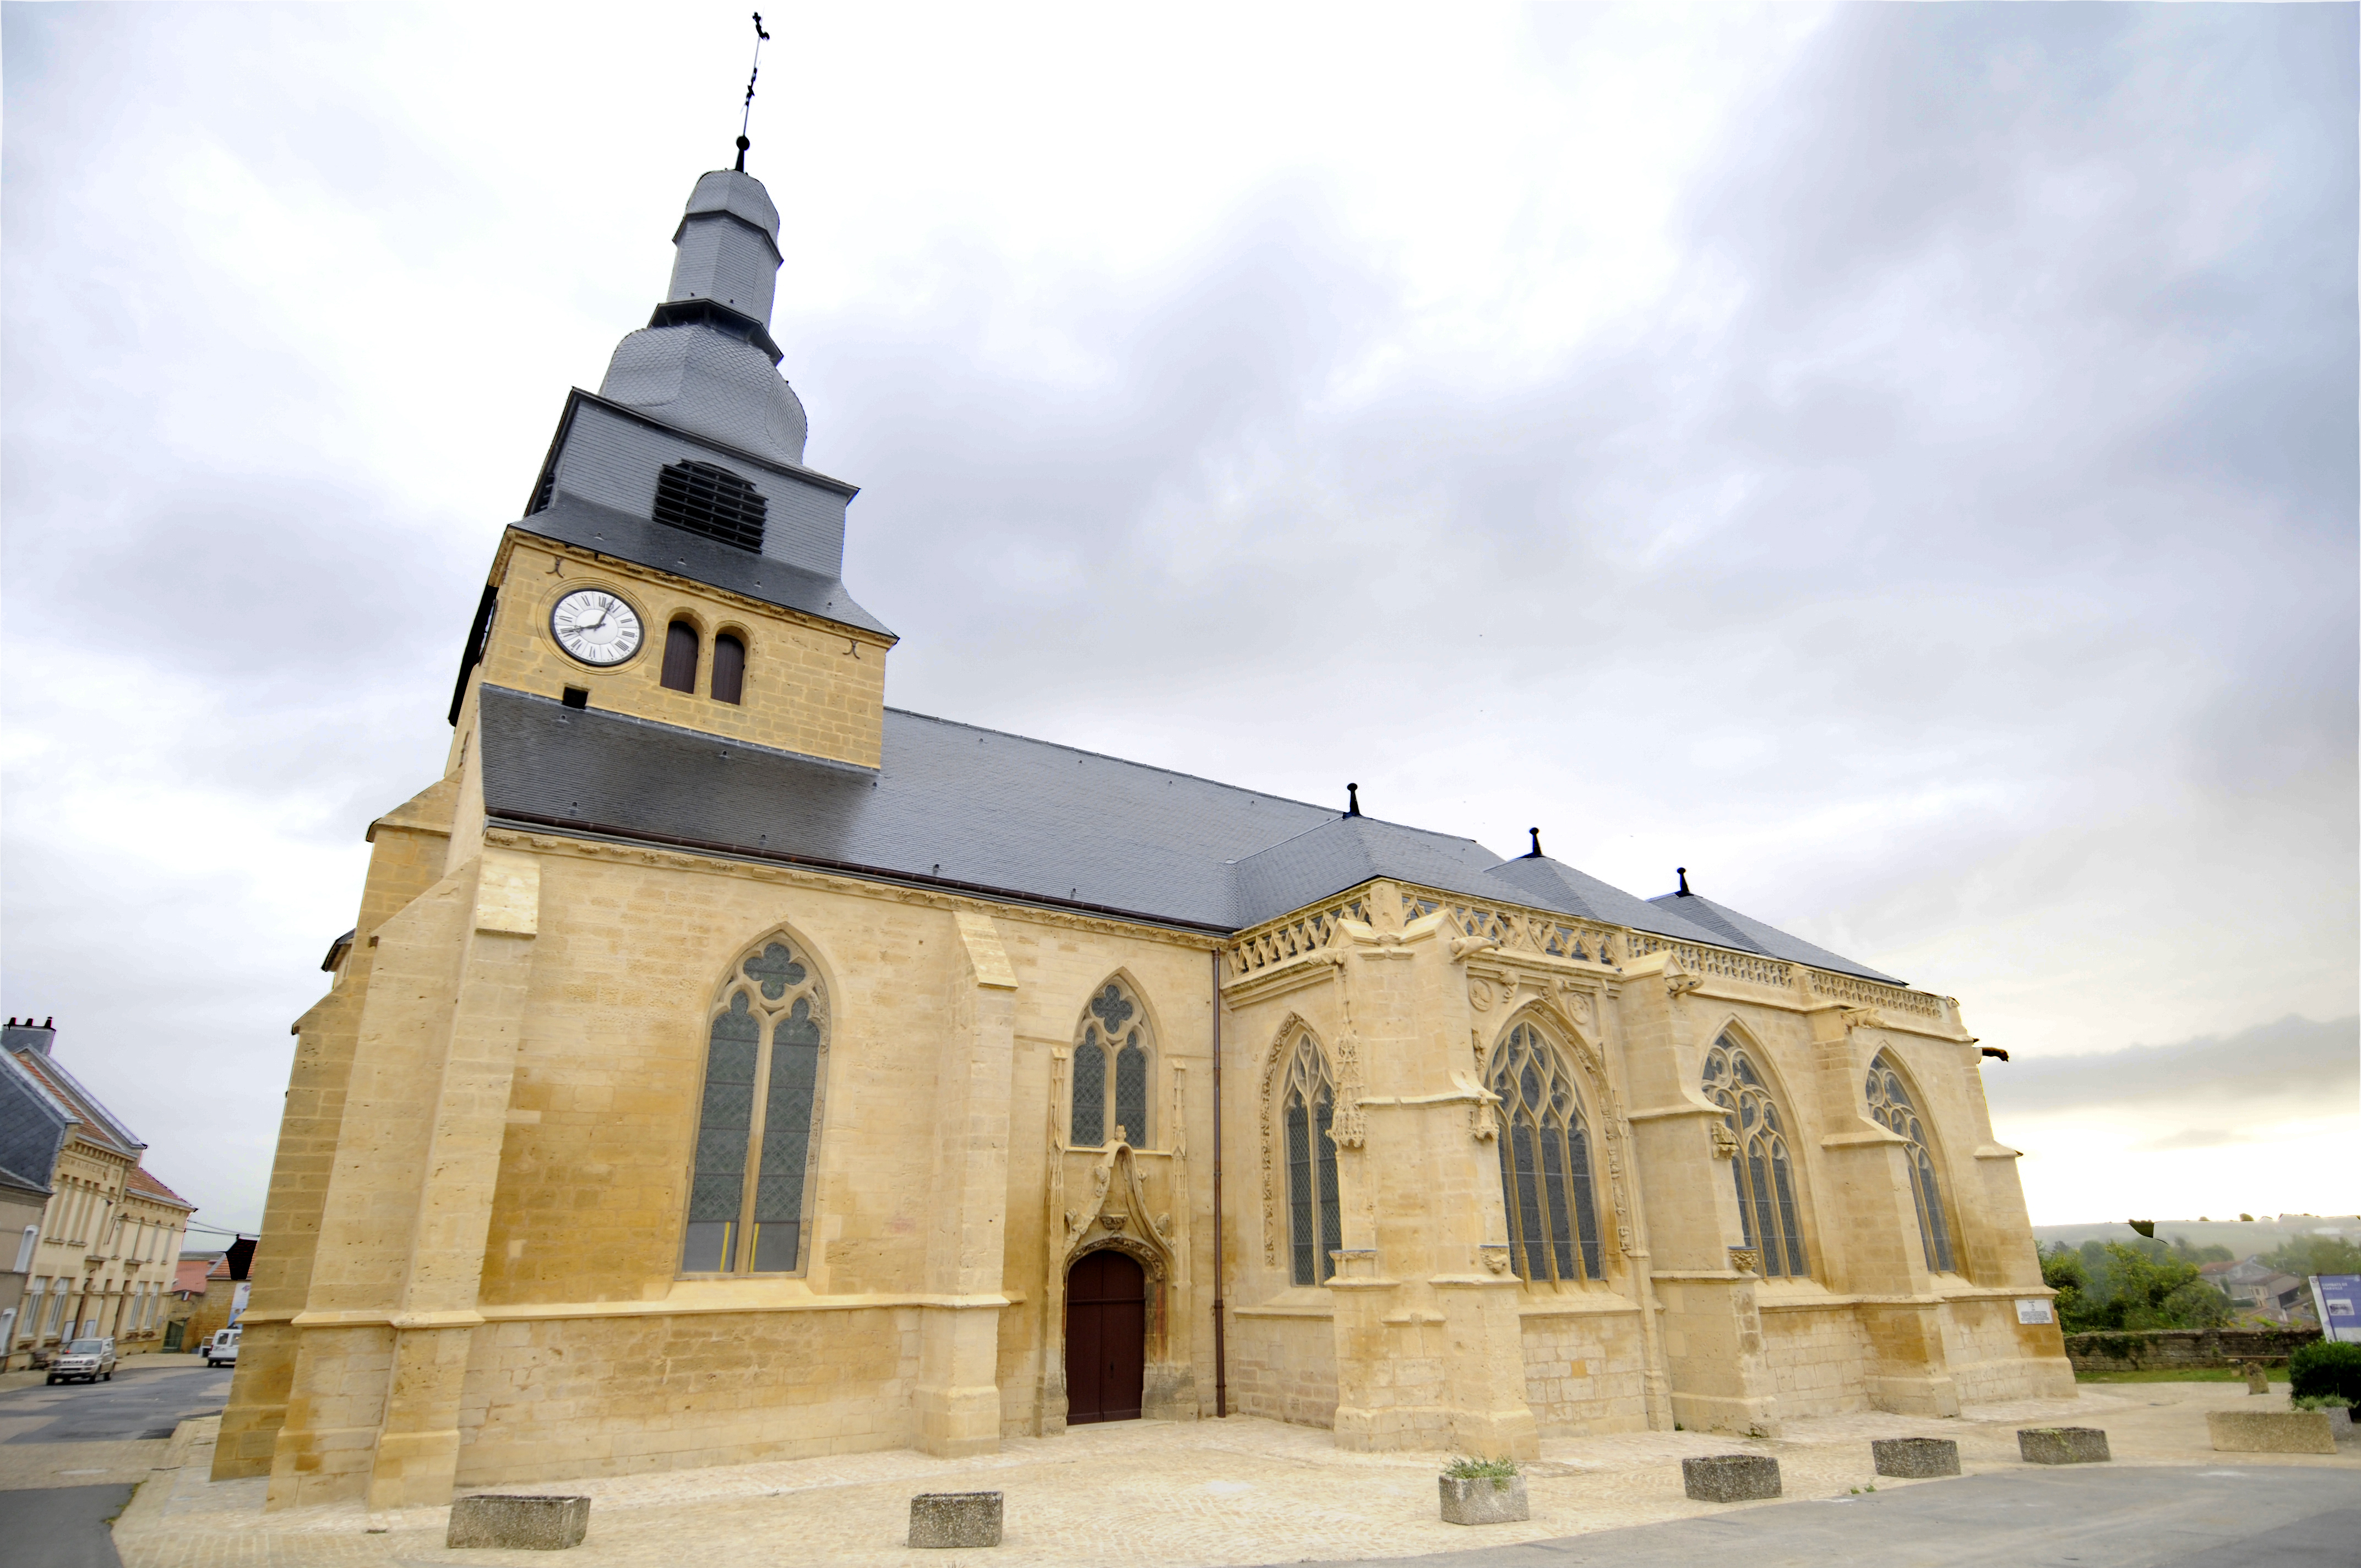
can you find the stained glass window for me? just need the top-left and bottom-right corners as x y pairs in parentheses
(1701, 1035), (1809, 1278)
(1489, 1022), (1606, 1284)
(1864, 1052), (1955, 1274)
(681, 938), (829, 1275)
(1070, 980), (1152, 1147)
(1281, 1036), (1343, 1285)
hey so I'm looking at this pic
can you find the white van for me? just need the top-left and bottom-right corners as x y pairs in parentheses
(204, 1327), (240, 1368)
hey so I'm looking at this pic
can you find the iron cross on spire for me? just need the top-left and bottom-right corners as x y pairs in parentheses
(735, 12), (771, 172)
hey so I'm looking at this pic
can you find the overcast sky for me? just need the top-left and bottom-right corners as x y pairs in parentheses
(3, 4), (2354, 1238)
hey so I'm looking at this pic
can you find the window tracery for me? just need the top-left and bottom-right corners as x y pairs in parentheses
(1070, 980), (1151, 1147)
(1489, 1021), (1606, 1284)
(1865, 1051), (1955, 1274)
(1280, 1035), (1343, 1285)
(1701, 1034), (1808, 1278)
(682, 936), (828, 1275)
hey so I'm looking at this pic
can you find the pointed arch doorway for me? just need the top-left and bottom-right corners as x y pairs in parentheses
(1064, 1249), (1146, 1425)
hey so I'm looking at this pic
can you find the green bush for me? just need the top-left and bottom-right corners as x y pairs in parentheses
(2288, 1342), (2361, 1405)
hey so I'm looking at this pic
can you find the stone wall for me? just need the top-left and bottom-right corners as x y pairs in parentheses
(1228, 1313), (1337, 1428)
(1761, 1300), (1872, 1416)
(1519, 1306), (1650, 1435)
(2064, 1326), (2322, 1371)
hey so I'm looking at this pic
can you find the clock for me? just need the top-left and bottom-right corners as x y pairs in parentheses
(550, 589), (644, 666)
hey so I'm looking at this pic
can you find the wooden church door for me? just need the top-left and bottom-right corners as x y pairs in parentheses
(1064, 1249), (1146, 1424)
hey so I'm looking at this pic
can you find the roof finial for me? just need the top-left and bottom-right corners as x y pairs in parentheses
(1345, 782), (1361, 818)
(1675, 867), (1691, 896)
(1525, 827), (1543, 859)
(735, 12), (772, 172)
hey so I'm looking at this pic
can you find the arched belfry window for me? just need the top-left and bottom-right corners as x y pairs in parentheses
(1865, 1051), (1955, 1274)
(654, 459), (768, 552)
(662, 619), (701, 693)
(1489, 1021), (1606, 1284)
(1070, 981), (1151, 1147)
(1702, 1035), (1808, 1278)
(682, 936), (829, 1275)
(711, 633), (747, 704)
(1280, 1036), (1343, 1286)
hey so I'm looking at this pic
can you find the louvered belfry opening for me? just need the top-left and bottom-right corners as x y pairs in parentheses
(653, 459), (768, 552)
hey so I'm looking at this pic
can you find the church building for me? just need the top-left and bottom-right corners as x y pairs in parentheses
(216, 148), (2071, 1512)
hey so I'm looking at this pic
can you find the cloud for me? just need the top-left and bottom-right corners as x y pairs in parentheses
(2, 5), (2354, 1229)
(1983, 1015), (2359, 1118)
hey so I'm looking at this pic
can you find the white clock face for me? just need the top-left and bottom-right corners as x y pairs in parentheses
(550, 589), (644, 666)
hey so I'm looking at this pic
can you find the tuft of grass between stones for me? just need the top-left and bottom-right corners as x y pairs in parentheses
(1443, 1455), (1522, 1489)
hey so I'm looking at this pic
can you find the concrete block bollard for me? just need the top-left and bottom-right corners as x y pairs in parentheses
(2206, 1410), (2337, 1455)
(1682, 1453), (1781, 1502)
(2017, 1427), (2110, 1464)
(1439, 1474), (1530, 1525)
(447, 1494), (591, 1550)
(2245, 1362), (2270, 1394)
(1870, 1436), (1960, 1478)
(910, 1491), (1003, 1549)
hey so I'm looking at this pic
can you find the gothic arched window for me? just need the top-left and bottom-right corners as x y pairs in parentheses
(1489, 1021), (1606, 1284)
(1281, 1036), (1343, 1286)
(682, 936), (829, 1275)
(1070, 981), (1151, 1147)
(1702, 1034), (1809, 1278)
(1865, 1051), (1955, 1274)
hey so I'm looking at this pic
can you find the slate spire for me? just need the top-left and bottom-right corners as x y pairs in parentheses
(595, 164), (809, 466)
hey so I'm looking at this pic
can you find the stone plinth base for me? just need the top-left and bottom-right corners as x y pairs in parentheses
(2206, 1410), (2337, 1455)
(910, 1491), (1003, 1548)
(1871, 1437), (1960, 1478)
(2018, 1427), (2110, 1464)
(447, 1494), (590, 1550)
(1682, 1453), (1781, 1502)
(1439, 1474), (1528, 1525)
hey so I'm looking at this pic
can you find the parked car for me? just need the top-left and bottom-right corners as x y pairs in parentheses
(47, 1337), (116, 1385)
(204, 1327), (240, 1368)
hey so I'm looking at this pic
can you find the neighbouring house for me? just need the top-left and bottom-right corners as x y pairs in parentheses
(181, 1239), (258, 1349)
(1, 1020), (197, 1364)
(0, 1164), (53, 1367)
(163, 1254), (221, 1351)
(2251, 1272), (2319, 1328)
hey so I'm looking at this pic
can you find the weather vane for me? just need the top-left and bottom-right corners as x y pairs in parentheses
(735, 12), (771, 172)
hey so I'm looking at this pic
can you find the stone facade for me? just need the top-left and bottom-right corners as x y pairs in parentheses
(211, 155), (2071, 1511)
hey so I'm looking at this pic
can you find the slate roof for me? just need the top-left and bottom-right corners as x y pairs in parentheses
(0, 1052), (71, 1194)
(1646, 890), (1902, 985)
(515, 493), (891, 639)
(477, 685), (1901, 981)
(6, 1046), (144, 1158)
(0, 1161), (51, 1201)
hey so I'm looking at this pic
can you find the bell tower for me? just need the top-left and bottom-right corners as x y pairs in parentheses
(445, 156), (894, 770)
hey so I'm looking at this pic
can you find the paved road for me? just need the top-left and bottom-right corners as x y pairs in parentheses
(1276, 1467), (2361, 1568)
(0, 1364), (232, 1568)
(1, 1363), (231, 1444)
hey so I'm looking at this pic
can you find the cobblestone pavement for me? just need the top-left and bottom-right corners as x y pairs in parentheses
(110, 1382), (2356, 1568)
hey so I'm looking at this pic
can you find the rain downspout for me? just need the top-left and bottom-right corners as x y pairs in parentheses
(1211, 947), (1228, 1418)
